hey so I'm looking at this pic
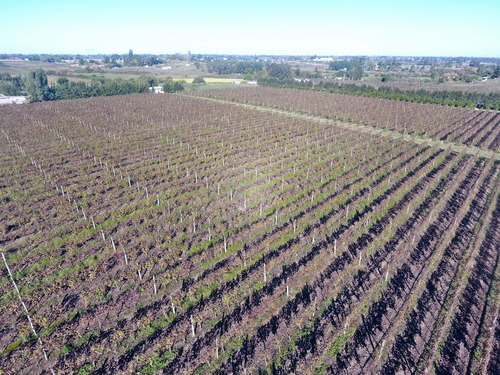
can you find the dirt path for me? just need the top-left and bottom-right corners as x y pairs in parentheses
(190, 95), (500, 161)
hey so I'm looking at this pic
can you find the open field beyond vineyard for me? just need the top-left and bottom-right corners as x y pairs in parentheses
(1, 90), (500, 374)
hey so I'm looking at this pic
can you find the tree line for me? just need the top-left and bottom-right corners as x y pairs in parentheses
(0, 69), (183, 102)
(24, 69), (152, 102)
(206, 60), (264, 75)
(0, 72), (23, 95)
(317, 81), (500, 110)
(258, 78), (500, 110)
(53, 77), (151, 100)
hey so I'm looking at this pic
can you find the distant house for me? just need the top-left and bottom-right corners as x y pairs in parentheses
(0, 94), (27, 105)
(150, 86), (164, 94)
(247, 81), (258, 85)
(162, 66), (172, 70)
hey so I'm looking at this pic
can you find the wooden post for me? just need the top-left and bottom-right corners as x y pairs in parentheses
(216, 338), (219, 359)
(190, 315), (195, 337)
(122, 245), (128, 265)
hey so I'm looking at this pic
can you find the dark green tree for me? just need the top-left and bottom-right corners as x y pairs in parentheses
(162, 77), (184, 93)
(266, 63), (292, 80)
(57, 77), (69, 85)
(192, 76), (206, 84)
(0, 73), (23, 95)
(351, 65), (363, 80)
(139, 75), (158, 88)
(492, 65), (500, 79)
(25, 69), (53, 102)
(0, 81), (19, 95)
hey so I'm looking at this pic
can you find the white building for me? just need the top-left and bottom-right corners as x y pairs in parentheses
(0, 94), (27, 105)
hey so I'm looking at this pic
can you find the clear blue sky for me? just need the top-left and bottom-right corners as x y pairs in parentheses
(1, 0), (499, 57)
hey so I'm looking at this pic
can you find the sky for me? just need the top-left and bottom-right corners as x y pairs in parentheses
(1, 0), (499, 57)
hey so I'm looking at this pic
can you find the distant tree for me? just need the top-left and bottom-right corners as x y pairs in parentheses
(266, 63), (292, 80)
(162, 77), (184, 93)
(469, 60), (480, 68)
(351, 65), (363, 80)
(329, 60), (365, 80)
(206, 60), (263, 75)
(0, 81), (20, 95)
(57, 77), (69, 85)
(174, 81), (185, 91)
(25, 69), (53, 102)
(492, 65), (500, 79)
(143, 56), (161, 66)
(192, 76), (206, 84)
(139, 75), (158, 88)
(0, 73), (23, 95)
(124, 49), (134, 65)
(329, 60), (353, 71)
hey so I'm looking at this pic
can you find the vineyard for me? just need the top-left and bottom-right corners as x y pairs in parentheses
(192, 87), (500, 154)
(0, 90), (499, 375)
